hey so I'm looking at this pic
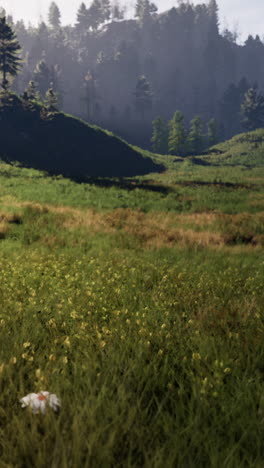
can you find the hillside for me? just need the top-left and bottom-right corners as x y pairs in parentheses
(0, 92), (163, 178)
(199, 128), (264, 167)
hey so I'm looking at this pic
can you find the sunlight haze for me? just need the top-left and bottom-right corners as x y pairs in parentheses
(0, 0), (262, 41)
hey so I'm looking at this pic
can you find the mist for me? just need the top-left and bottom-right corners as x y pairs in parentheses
(0, 0), (263, 40)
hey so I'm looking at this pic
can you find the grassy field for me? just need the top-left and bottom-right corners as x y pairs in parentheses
(0, 134), (264, 467)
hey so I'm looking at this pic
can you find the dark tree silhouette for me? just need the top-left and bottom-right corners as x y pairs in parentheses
(0, 16), (21, 90)
(48, 2), (61, 29)
(76, 3), (89, 33)
(135, 0), (158, 22)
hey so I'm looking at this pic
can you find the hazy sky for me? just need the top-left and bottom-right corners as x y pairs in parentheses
(0, 0), (263, 42)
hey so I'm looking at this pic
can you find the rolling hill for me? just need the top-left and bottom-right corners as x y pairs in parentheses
(0, 92), (163, 179)
(199, 128), (264, 167)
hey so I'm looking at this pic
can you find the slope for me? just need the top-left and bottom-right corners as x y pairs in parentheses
(0, 92), (163, 179)
(199, 128), (264, 167)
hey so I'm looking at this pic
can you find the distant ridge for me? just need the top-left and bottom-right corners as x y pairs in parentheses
(0, 93), (163, 179)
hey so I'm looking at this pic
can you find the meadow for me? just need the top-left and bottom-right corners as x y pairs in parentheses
(0, 138), (264, 467)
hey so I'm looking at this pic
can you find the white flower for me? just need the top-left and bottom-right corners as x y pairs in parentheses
(20, 391), (61, 414)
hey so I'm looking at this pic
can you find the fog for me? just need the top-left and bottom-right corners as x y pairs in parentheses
(0, 0), (263, 41)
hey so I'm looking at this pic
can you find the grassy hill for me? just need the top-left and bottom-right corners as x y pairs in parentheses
(0, 120), (264, 466)
(199, 128), (264, 166)
(0, 92), (163, 178)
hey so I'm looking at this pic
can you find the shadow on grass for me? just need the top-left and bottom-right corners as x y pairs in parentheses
(174, 180), (252, 189)
(79, 177), (173, 194)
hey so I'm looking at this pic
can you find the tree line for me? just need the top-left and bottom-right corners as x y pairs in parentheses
(151, 113), (219, 155)
(151, 86), (264, 155)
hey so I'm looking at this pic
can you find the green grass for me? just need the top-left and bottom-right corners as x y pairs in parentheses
(199, 128), (264, 167)
(0, 129), (264, 467)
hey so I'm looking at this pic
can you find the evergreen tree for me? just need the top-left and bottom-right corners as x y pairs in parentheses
(241, 88), (264, 131)
(45, 87), (58, 111)
(207, 118), (219, 147)
(0, 16), (21, 90)
(168, 111), (186, 156)
(33, 59), (51, 97)
(88, 0), (110, 30)
(80, 71), (97, 121)
(204, 1), (219, 116)
(134, 75), (152, 120)
(50, 64), (63, 107)
(151, 116), (168, 154)
(187, 115), (204, 155)
(207, 0), (219, 35)
(25, 80), (38, 100)
(76, 3), (89, 32)
(135, 0), (157, 20)
(219, 79), (250, 138)
(48, 2), (61, 29)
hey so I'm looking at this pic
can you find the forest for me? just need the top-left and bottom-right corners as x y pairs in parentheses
(2, 0), (264, 151)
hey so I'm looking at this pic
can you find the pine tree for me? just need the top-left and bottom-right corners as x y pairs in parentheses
(219, 80), (250, 138)
(207, 118), (219, 147)
(135, 0), (157, 22)
(80, 71), (97, 121)
(33, 59), (51, 97)
(48, 2), (61, 29)
(134, 75), (152, 120)
(50, 64), (63, 107)
(241, 88), (264, 131)
(88, 0), (104, 30)
(76, 3), (89, 32)
(0, 16), (21, 90)
(207, 0), (219, 35)
(45, 87), (58, 112)
(168, 111), (186, 156)
(187, 115), (204, 155)
(151, 116), (168, 154)
(25, 80), (37, 100)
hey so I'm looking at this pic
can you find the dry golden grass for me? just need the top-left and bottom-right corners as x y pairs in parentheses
(56, 207), (114, 233)
(0, 221), (9, 239)
(1, 199), (263, 249)
(0, 210), (22, 238)
(105, 209), (222, 248)
(249, 200), (264, 208)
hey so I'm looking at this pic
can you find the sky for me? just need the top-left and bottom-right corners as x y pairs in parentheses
(0, 0), (263, 42)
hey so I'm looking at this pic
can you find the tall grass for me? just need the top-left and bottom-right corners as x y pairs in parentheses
(0, 156), (264, 466)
